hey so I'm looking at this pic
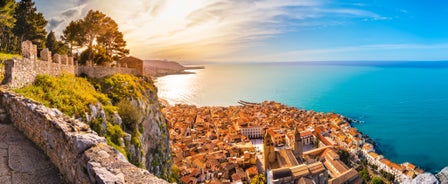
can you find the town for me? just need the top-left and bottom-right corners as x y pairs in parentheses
(164, 101), (423, 184)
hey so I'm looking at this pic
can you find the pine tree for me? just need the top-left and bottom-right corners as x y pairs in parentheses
(0, 0), (18, 52)
(13, 0), (47, 51)
(46, 31), (58, 53)
(62, 10), (129, 64)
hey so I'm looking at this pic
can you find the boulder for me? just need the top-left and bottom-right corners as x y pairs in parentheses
(436, 167), (448, 184)
(403, 173), (439, 184)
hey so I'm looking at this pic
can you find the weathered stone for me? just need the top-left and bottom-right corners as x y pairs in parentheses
(60, 55), (68, 64)
(436, 167), (448, 184)
(21, 41), (36, 60)
(68, 57), (74, 65)
(74, 134), (106, 154)
(40, 48), (52, 62)
(53, 54), (61, 64)
(8, 144), (54, 172)
(404, 173), (439, 184)
(0, 176), (11, 184)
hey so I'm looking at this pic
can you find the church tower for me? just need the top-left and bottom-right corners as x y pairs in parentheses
(263, 130), (275, 171)
(293, 128), (303, 162)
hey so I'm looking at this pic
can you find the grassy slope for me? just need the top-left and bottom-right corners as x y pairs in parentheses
(15, 73), (153, 160)
(0, 52), (20, 61)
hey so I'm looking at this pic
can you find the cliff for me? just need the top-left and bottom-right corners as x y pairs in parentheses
(99, 74), (172, 179)
(0, 89), (168, 183)
(15, 74), (173, 181)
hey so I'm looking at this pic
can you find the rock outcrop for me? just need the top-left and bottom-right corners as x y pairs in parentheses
(436, 167), (448, 184)
(404, 173), (439, 184)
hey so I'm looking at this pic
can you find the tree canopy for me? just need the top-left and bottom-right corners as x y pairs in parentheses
(0, 0), (17, 52)
(62, 10), (129, 64)
(46, 31), (68, 55)
(13, 0), (47, 51)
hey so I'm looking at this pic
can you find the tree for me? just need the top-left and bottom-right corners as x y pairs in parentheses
(13, 0), (47, 51)
(46, 31), (57, 52)
(61, 20), (86, 55)
(0, 0), (18, 52)
(359, 168), (370, 182)
(251, 174), (266, 184)
(61, 10), (128, 63)
(46, 31), (69, 55)
(337, 149), (351, 167)
(370, 177), (385, 184)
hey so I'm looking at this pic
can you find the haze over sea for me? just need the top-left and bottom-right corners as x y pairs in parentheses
(155, 61), (448, 173)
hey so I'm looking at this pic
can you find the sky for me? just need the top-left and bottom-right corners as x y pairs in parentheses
(33, 0), (448, 62)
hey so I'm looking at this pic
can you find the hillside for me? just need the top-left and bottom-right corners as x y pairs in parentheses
(144, 60), (203, 77)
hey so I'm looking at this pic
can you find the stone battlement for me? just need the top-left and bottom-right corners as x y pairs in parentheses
(2, 41), (144, 88)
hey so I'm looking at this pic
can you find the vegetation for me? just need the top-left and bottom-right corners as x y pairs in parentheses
(0, 0), (18, 53)
(380, 169), (395, 182)
(15, 73), (111, 118)
(117, 99), (143, 131)
(99, 74), (156, 104)
(370, 177), (385, 184)
(0, 52), (20, 61)
(14, 74), (160, 170)
(1, 0), (128, 65)
(359, 167), (370, 182)
(251, 174), (267, 184)
(62, 10), (129, 64)
(13, 0), (47, 52)
(45, 31), (68, 55)
(337, 149), (352, 167)
(170, 165), (180, 183)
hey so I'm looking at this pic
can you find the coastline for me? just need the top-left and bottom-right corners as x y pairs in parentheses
(162, 100), (444, 183)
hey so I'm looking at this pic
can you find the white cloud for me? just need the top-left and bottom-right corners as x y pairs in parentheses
(37, 0), (389, 61)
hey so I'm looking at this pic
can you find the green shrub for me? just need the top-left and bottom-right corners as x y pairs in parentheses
(15, 74), (111, 119)
(100, 74), (155, 103)
(106, 123), (124, 146)
(117, 99), (142, 131)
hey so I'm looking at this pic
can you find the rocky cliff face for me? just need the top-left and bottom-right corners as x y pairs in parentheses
(129, 87), (172, 179)
(92, 75), (172, 180)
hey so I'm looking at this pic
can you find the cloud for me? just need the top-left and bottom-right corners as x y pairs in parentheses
(38, 0), (388, 61)
(254, 43), (448, 62)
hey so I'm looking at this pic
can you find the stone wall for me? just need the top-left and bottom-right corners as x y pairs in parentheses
(2, 41), (142, 89)
(3, 58), (77, 89)
(0, 89), (168, 184)
(78, 65), (138, 79)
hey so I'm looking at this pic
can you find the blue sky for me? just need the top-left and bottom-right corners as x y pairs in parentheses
(34, 0), (448, 62)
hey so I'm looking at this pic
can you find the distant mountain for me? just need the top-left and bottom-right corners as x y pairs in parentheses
(144, 60), (203, 77)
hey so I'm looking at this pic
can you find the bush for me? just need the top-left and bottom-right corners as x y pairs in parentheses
(117, 99), (142, 131)
(100, 74), (156, 104)
(371, 177), (385, 184)
(15, 74), (111, 119)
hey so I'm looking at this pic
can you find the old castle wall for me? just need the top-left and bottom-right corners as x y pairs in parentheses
(2, 41), (142, 88)
(0, 41), (167, 183)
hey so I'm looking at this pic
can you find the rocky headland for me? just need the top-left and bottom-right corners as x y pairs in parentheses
(144, 60), (204, 77)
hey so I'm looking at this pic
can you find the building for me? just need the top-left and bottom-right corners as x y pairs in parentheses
(264, 129), (328, 184)
(241, 126), (263, 139)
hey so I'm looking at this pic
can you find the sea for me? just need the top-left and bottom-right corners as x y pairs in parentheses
(155, 61), (448, 173)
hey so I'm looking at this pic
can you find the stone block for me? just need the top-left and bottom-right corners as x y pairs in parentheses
(61, 55), (68, 64)
(21, 41), (36, 60)
(53, 54), (61, 64)
(40, 48), (52, 62)
(68, 57), (74, 65)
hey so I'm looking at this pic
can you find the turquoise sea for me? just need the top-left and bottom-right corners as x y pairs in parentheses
(155, 61), (448, 173)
